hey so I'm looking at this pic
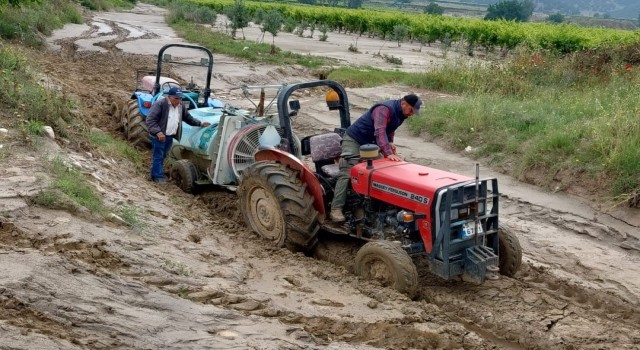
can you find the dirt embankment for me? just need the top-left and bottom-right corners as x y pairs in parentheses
(0, 3), (638, 349)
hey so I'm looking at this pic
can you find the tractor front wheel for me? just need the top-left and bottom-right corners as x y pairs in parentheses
(498, 227), (522, 277)
(124, 99), (150, 149)
(355, 241), (418, 298)
(171, 159), (198, 194)
(238, 161), (320, 251)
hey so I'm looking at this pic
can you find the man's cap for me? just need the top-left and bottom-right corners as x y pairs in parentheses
(403, 94), (422, 115)
(167, 87), (183, 97)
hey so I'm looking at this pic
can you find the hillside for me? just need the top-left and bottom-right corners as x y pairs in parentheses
(443, 0), (640, 19)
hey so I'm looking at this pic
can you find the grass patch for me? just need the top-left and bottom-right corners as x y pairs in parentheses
(0, 0), (82, 47)
(117, 205), (146, 231)
(33, 189), (67, 209)
(49, 157), (105, 214)
(0, 46), (77, 138)
(406, 51), (640, 197)
(79, 0), (136, 11)
(25, 119), (45, 136)
(88, 129), (143, 167)
(327, 67), (410, 88)
(163, 259), (192, 277)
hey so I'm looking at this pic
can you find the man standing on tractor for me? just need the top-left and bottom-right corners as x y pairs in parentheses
(329, 94), (423, 222)
(146, 87), (211, 183)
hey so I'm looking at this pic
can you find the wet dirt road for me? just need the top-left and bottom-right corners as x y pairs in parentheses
(0, 3), (637, 349)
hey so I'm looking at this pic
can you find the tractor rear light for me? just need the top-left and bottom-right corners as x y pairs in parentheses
(142, 101), (152, 108)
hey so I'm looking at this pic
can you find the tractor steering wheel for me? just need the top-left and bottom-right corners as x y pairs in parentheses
(151, 82), (198, 108)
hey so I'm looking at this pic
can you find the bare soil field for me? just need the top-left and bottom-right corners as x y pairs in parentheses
(0, 3), (639, 349)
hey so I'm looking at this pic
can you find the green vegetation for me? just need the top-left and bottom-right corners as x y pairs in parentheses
(49, 157), (106, 214)
(25, 120), (45, 136)
(424, 2), (444, 15)
(170, 20), (335, 68)
(167, 1), (217, 24)
(547, 13), (565, 24)
(0, 0), (82, 47)
(484, 0), (534, 22)
(118, 205), (146, 231)
(88, 129), (144, 166)
(225, 0), (251, 39)
(79, 0), (137, 11)
(328, 48), (640, 197)
(408, 52), (639, 196)
(0, 46), (75, 138)
(190, 0), (640, 54)
(163, 259), (192, 276)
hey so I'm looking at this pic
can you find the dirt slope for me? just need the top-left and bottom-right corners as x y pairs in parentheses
(0, 3), (638, 349)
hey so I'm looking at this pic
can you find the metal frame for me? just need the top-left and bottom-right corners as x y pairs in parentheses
(276, 80), (351, 155)
(153, 43), (214, 108)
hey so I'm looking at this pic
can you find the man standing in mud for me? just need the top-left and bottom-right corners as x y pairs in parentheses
(146, 87), (210, 183)
(329, 94), (422, 222)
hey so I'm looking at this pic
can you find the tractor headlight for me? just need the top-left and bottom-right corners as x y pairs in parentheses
(451, 207), (471, 220)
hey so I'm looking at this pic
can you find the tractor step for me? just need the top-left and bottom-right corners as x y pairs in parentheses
(463, 245), (499, 284)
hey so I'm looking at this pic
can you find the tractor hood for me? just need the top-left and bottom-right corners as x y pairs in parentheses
(350, 159), (472, 211)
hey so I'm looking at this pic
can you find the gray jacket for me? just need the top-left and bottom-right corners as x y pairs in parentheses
(146, 98), (202, 140)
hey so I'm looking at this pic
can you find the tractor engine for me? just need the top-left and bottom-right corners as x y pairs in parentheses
(346, 195), (420, 245)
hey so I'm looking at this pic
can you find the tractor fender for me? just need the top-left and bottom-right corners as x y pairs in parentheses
(132, 92), (154, 117)
(254, 148), (326, 219)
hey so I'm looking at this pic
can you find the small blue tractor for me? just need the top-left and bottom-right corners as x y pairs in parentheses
(113, 43), (225, 148)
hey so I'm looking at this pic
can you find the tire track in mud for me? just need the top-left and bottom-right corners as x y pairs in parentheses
(0, 199), (492, 349)
(0, 225), (129, 348)
(196, 190), (640, 349)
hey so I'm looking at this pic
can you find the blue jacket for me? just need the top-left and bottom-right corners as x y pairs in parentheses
(346, 99), (405, 147)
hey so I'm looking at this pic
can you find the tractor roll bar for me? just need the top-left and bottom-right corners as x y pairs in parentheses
(276, 80), (351, 155)
(153, 43), (214, 106)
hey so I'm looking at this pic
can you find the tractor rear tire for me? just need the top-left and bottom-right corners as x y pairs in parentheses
(171, 159), (198, 194)
(355, 241), (418, 299)
(124, 100), (150, 149)
(498, 227), (522, 277)
(238, 161), (320, 251)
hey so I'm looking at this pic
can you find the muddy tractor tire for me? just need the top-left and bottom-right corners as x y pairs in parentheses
(498, 227), (522, 277)
(238, 161), (320, 251)
(171, 159), (198, 194)
(355, 241), (418, 298)
(124, 99), (150, 149)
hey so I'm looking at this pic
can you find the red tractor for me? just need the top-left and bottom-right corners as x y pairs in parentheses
(235, 80), (522, 297)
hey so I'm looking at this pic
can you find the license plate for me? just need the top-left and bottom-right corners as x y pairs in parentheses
(462, 222), (483, 238)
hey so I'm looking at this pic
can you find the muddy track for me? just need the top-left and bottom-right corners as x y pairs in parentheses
(1, 3), (635, 349)
(197, 192), (640, 349)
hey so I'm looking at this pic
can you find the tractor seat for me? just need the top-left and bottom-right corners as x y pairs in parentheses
(141, 76), (180, 93)
(309, 133), (342, 177)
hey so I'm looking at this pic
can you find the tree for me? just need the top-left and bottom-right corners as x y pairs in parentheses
(262, 9), (284, 54)
(392, 24), (408, 47)
(546, 13), (564, 23)
(424, 2), (444, 15)
(484, 0), (534, 22)
(224, 0), (251, 39)
(347, 0), (363, 9)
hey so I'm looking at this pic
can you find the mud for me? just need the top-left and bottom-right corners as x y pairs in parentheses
(0, 3), (638, 349)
